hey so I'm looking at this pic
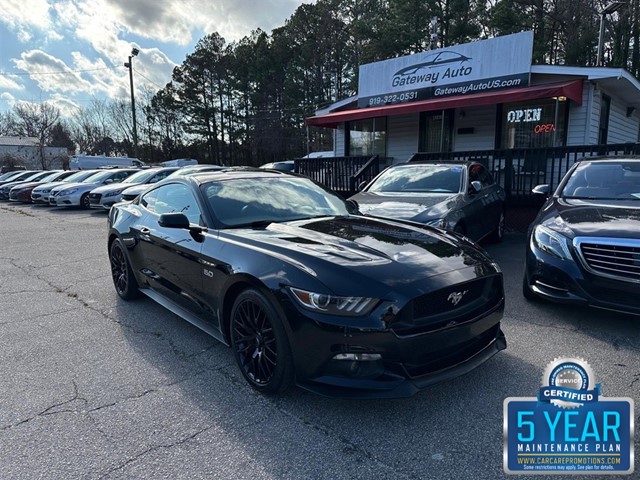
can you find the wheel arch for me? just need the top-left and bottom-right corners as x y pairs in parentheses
(220, 275), (293, 346)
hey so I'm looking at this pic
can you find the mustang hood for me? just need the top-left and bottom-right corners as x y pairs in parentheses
(352, 192), (456, 221)
(229, 216), (495, 296)
(544, 199), (640, 239)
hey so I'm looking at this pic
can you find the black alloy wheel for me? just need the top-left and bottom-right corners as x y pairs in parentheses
(80, 192), (90, 209)
(109, 239), (141, 300)
(230, 289), (294, 394)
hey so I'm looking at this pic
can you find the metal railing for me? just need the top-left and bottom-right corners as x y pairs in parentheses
(294, 155), (380, 196)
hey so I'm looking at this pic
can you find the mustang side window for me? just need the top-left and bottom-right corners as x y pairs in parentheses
(141, 184), (203, 225)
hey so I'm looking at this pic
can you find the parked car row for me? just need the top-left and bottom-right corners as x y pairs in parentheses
(1, 164), (230, 210)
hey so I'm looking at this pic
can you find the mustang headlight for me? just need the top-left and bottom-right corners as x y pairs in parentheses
(425, 218), (448, 229)
(289, 287), (378, 316)
(59, 187), (78, 195)
(533, 225), (572, 260)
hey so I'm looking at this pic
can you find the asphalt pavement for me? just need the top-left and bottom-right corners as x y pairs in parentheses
(0, 203), (638, 479)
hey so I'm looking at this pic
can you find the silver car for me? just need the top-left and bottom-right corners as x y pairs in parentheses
(88, 167), (178, 210)
(31, 170), (102, 204)
(49, 169), (139, 208)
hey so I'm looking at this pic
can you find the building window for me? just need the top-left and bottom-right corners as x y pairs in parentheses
(346, 118), (387, 156)
(598, 94), (611, 145)
(500, 99), (567, 148)
(419, 110), (453, 152)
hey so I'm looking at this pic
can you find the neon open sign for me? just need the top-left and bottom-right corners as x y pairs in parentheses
(534, 123), (556, 133)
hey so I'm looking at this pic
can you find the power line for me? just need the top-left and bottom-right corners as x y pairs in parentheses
(0, 66), (117, 77)
(132, 68), (168, 90)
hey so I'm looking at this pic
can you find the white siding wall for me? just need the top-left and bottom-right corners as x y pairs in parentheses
(582, 84), (640, 145)
(453, 105), (496, 151)
(334, 125), (345, 156)
(387, 113), (419, 164)
(587, 88), (602, 144)
(607, 96), (640, 144)
(566, 83), (593, 145)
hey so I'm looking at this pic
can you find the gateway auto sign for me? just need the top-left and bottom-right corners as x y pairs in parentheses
(357, 31), (533, 108)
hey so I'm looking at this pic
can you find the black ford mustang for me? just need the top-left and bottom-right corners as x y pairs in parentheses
(523, 157), (640, 316)
(107, 170), (506, 398)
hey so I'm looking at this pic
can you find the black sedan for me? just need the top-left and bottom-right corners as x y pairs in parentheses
(523, 157), (640, 316)
(350, 161), (506, 243)
(108, 170), (506, 398)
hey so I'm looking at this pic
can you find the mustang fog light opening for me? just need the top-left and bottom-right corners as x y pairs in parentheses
(329, 353), (384, 378)
(289, 287), (378, 316)
(532, 225), (572, 260)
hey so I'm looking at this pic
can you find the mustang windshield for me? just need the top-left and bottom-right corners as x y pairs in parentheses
(561, 161), (640, 200)
(203, 176), (349, 227)
(367, 165), (462, 193)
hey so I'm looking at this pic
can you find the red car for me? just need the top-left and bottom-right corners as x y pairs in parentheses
(8, 171), (76, 203)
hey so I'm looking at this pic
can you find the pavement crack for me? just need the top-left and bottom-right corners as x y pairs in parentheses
(0, 380), (87, 431)
(87, 370), (208, 414)
(97, 425), (214, 479)
(267, 400), (418, 480)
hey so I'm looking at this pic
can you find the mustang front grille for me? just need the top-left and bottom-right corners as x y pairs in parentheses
(392, 275), (503, 335)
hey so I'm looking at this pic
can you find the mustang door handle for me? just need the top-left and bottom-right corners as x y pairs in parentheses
(140, 227), (150, 234)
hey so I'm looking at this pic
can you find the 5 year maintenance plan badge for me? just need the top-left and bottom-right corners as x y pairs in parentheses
(504, 357), (634, 474)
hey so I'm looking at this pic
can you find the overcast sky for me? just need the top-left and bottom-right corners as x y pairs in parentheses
(0, 0), (311, 116)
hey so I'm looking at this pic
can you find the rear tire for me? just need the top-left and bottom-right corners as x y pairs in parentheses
(487, 210), (505, 243)
(230, 288), (294, 394)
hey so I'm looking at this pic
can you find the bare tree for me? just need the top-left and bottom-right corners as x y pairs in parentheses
(69, 97), (115, 155)
(12, 102), (61, 169)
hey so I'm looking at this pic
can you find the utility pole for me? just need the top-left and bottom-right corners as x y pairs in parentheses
(597, 2), (625, 66)
(124, 47), (139, 158)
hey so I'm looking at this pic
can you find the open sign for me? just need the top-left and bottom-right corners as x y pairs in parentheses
(534, 123), (556, 133)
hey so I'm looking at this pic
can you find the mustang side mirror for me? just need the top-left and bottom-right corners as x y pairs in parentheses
(357, 180), (368, 192)
(532, 184), (550, 196)
(158, 212), (190, 229)
(468, 181), (482, 194)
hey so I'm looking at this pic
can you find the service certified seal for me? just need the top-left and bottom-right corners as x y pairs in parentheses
(538, 357), (600, 408)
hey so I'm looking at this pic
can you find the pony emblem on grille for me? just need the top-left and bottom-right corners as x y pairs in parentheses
(447, 290), (468, 306)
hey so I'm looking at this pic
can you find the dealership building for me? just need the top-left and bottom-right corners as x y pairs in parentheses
(303, 31), (640, 201)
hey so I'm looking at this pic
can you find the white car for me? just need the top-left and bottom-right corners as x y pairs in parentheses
(49, 169), (139, 208)
(119, 165), (228, 202)
(88, 167), (178, 210)
(31, 170), (102, 204)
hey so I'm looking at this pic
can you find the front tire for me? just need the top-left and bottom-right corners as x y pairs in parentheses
(109, 239), (141, 300)
(230, 288), (294, 394)
(80, 192), (91, 209)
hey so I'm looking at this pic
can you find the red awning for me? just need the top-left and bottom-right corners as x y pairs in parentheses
(305, 79), (584, 127)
